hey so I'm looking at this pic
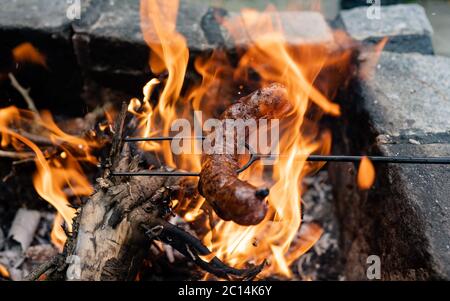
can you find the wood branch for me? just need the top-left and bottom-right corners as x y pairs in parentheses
(151, 218), (265, 280)
(60, 154), (261, 280)
(64, 177), (167, 280)
(63, 140), (191, 280)
(17, 129), (57, 146)
(58, 102), (113, 134)
(0, 103), (111, 171)
(23, 256), (60, 281)
(104, 101), (128, 179)
(8, 73), (40, 116)
(25, 102), (263, 281)
(0, 150), (34, 159)
(58, 106), (168, 280)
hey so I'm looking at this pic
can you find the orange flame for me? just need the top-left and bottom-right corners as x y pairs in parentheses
(140, 0), (189, 167)
(0, 263), (10, 278)
(357, 156), (375, 190)
(12, 43), (47, 67)
(0, 106), (96, 250)
(137, 0), (355, 278)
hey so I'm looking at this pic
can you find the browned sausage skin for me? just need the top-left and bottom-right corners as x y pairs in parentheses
(199, 83), (291, 226)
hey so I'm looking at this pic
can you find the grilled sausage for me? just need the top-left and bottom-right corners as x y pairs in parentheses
(199, 83), (291, 225)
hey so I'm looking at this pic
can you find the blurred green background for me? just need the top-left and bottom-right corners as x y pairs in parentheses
(190, 0), (450, 56)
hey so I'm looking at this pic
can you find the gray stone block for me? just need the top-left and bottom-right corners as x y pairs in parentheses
(339, 4), (434, 54)
(220, 11), (334, 50)
(331, 51), (450, 280)
(0, 0), (83, 114)
(72, 0), (218, 77)
(178, 0), (220, 51)
(358, 52), (450, 140)
(341, 0), (403, 10)
(72, 0), (148, 75)
(330, 142), (450, 280)
(377, 143), (450, 279)
(0, 0), (72, 39)
(72, 2), (336, 96)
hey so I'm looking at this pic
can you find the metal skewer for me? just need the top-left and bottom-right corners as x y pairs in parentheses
(304, 155), (450, 164)
(110, 136), (450, 177)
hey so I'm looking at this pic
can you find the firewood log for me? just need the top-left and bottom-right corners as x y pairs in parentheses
(26, 103), (262, 281)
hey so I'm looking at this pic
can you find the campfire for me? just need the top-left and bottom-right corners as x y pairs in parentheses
(0, 0), (375, 281)
(1, 0), (448, 282)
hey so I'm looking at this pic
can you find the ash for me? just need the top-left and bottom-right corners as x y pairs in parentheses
(145, 170), (345, 281)
(293, 171), (344, 281)
(0, 211), (58, 281)
(0, 171), (343, 281)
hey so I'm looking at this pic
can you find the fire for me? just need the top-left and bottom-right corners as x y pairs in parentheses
(140, 0), (189, 168)
(12, 42), (47, 67)
(138, 0), (354, 278)
(0, 0), (362, 279)
(0, 263), (9, 278)
(357, 156), (375, 190)
(0, 106), (97, 250)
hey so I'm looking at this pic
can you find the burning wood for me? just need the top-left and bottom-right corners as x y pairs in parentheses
(25, 104), (264, 281)
(0, 0), (364, 282)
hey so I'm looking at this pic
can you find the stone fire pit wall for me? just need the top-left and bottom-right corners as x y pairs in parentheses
(1, 1), (449, 280)
(332, 5), (450, 280)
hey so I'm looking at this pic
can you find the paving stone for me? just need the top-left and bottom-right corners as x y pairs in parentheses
(341, 0), (403, 10)
(376, 143), (450, 279)
(72, 0), (148, 75)
(0, 0), (83, 114)
(330, 50), (450, 280)
(220, 11), (334, 50)
(357, 51), (450, 140)
(0, 0), (72, 39)
(338, 4), (434, 54)
(178, 0), (221, 51)
(330, 143), (450, 280)
(72, 2), (336, 98)
(72, 0), (219, 77)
